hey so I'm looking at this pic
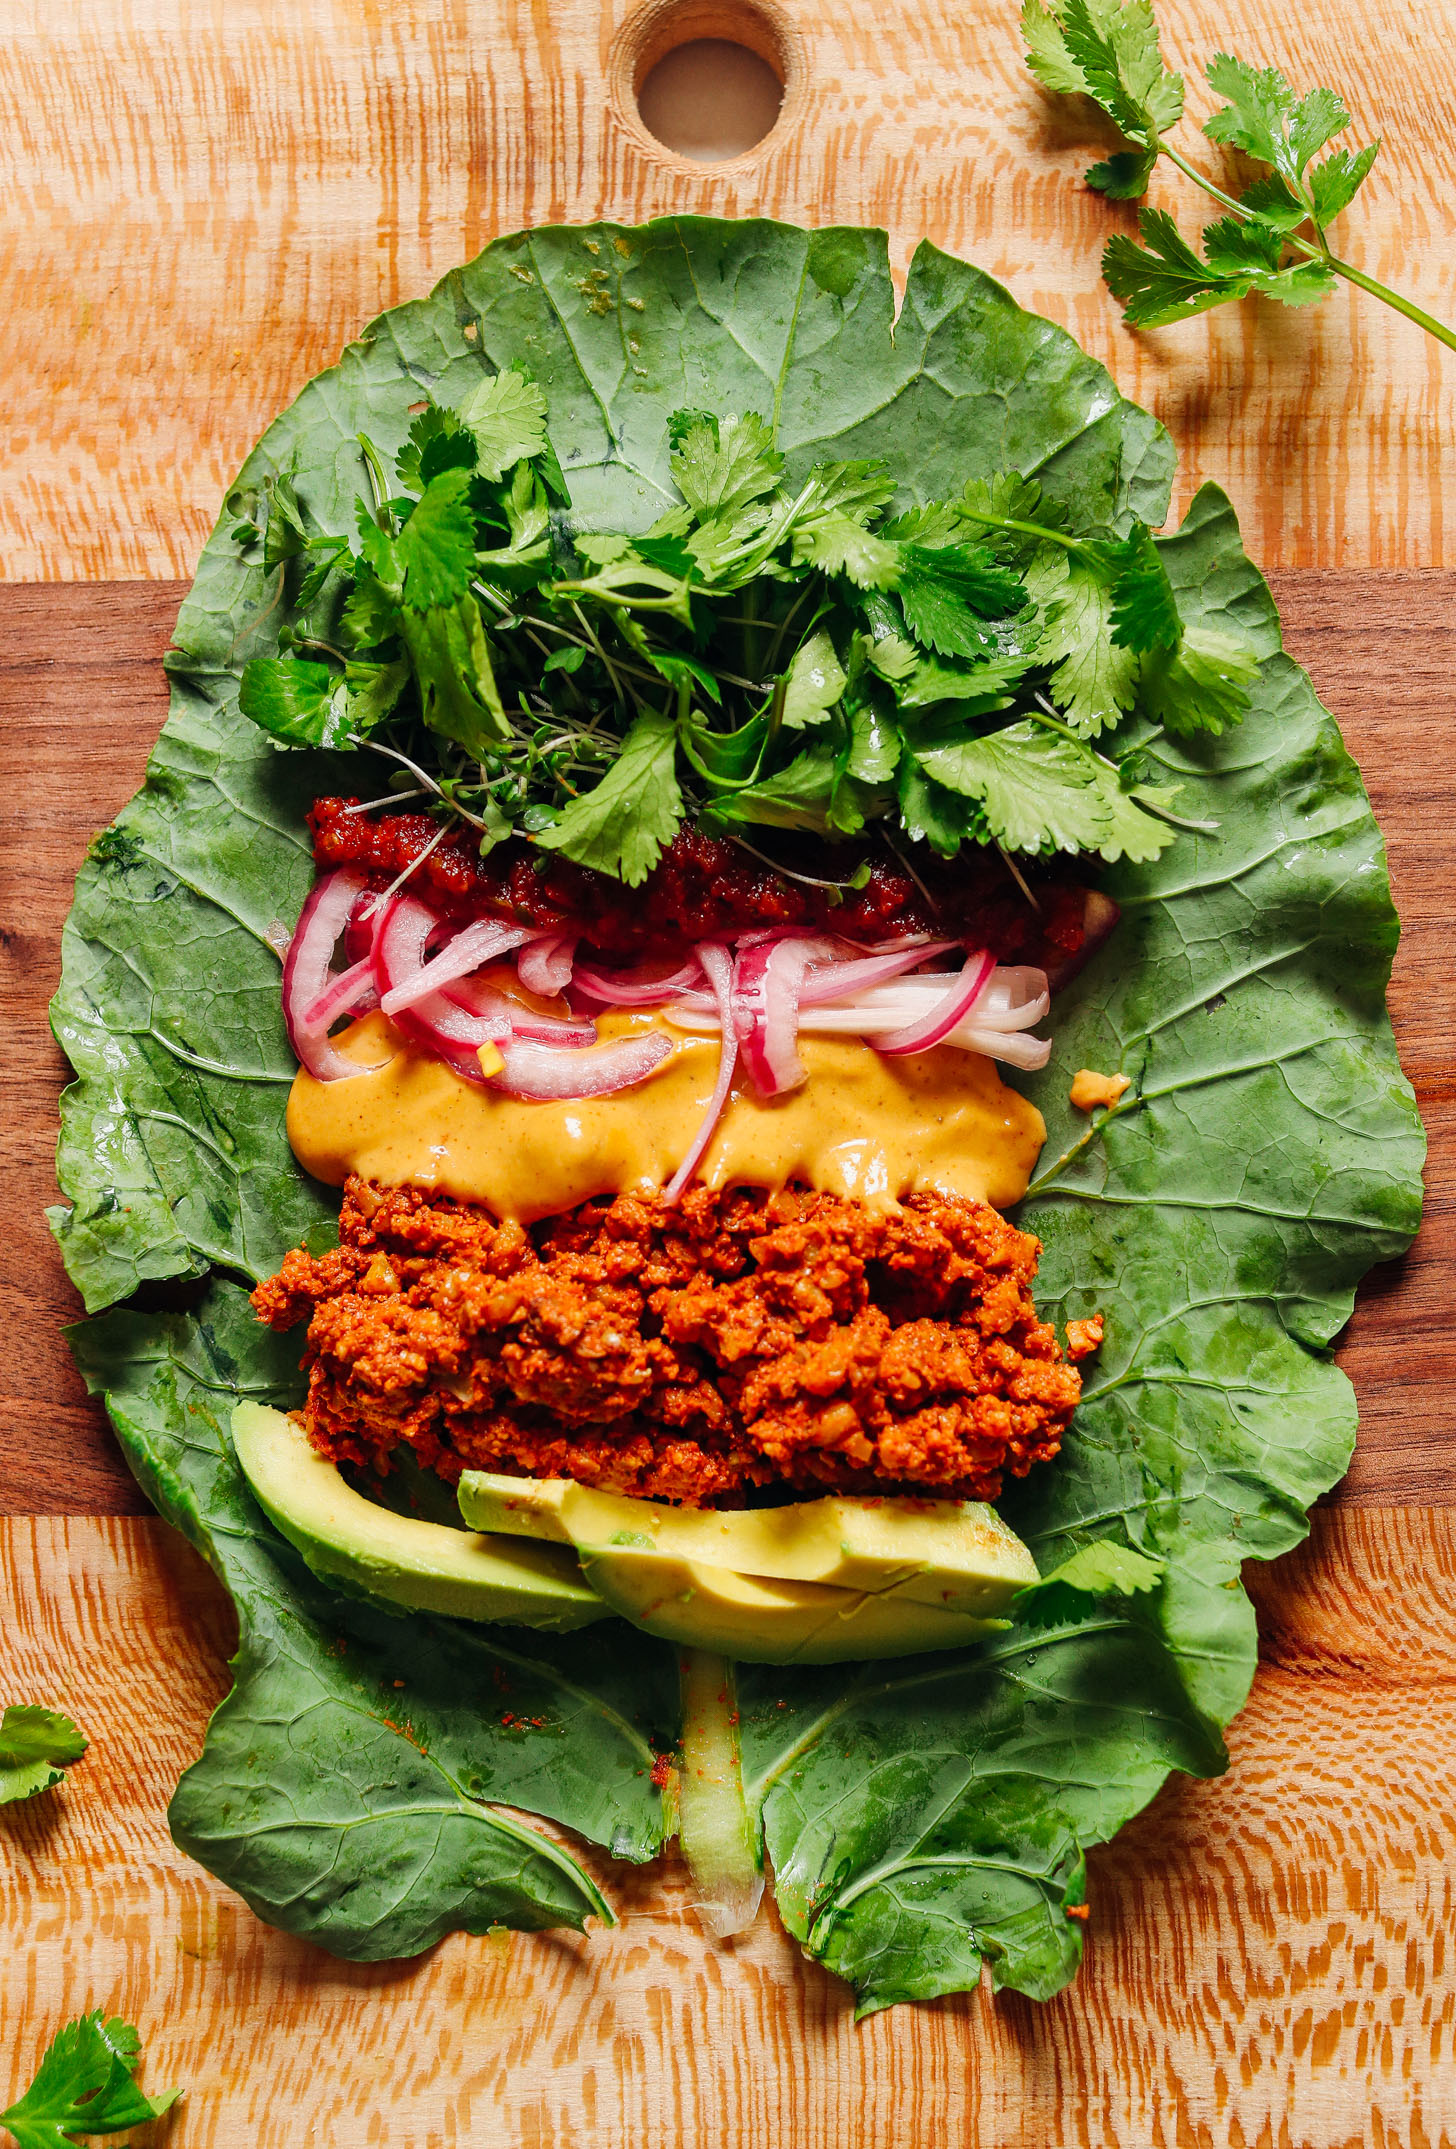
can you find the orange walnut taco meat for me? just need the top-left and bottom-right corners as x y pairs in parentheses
(252, 1176), (1095, 1508)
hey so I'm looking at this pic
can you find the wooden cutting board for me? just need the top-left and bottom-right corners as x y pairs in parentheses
(3, 3), (1455, 2143)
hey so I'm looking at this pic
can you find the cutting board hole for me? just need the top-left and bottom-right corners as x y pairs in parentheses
(619, 0), (792, 163)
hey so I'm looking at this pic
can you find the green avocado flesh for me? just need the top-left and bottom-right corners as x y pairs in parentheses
(457, 1473), (1039, 1616)
(230, 1403), (608, 1630)
(577, 1547), (1009, 1663)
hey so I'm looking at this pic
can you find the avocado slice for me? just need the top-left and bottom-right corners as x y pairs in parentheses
(575, 1544), (1006, 1663)
(458, 1473), (1038, 1615)
(232, 1403), (608, 1631)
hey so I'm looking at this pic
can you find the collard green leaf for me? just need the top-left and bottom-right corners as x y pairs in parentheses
(51, 220), (1419, 2011)
(68, 1284), (674, 1958)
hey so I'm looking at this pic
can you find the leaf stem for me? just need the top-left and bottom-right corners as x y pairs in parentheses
(1323, 255), (1456, 352)
(1157, 142), (1456, 353)
(676, 1649), (763, 1941)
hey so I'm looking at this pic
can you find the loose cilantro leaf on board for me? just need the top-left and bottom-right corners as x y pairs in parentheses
(1, 2013), (178, 2149)
(1023, 0), (1183, 184)
(1020, 0), (1456, 355)
(0, 1707), (88, 1805)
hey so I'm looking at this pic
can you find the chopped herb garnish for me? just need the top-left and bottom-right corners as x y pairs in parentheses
(232, 382), (1265, 880)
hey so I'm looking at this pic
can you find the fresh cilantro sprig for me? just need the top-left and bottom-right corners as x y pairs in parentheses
(227, 380), (1264, 886)
(1023, 0), (1456, 350)
(0, 1706), (87, 1806)
(1, 2013), (178, 2149)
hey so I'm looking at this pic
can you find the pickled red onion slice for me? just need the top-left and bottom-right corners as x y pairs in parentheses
(516, 934), (578, 998)
(663, 943), (737, 1205)
(797, 939), (960, 1009)
(573, 953), (707, 1005)
(491, 1032), (674, 1101)
(379, 915), (535, 1016)
(445, 971), (597, 1048)
(734, 938), (822, 1097)
(282, 867), (372, 1081)
(870, 949), (997, 1055)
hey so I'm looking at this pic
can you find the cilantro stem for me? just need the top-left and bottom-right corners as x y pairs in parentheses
(723, 832), (872, 893)
(571, 601), (633, 713)
(1322, 254), (1456, 352)
(1156, 141), (1456, 353)
(1157, 140), (1247, 220)
(956, 508), (1086, 555)
(357, 435), (393, 526)
(1026, 700), (1088, 747)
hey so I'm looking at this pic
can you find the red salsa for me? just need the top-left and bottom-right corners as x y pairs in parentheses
(309, 797), (1095, 969)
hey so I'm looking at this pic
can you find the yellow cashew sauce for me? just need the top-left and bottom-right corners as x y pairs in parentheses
(287, 1005), (1045, 1223)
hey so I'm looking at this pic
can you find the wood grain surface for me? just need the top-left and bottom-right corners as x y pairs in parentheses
(3, 0), (1456, 582)
(4, 573), (1450, 1513)
(6, 0), (1456, 2138)
(2, 1504), (1453, 2148)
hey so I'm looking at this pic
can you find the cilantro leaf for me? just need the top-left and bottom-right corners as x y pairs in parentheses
(703, 740), (840, 834)
(0, 1707), (87, 1806)
(342, 656), (410, 734)
(791, 514), (900, 588)
(1103, 206), (1253, 326)
(1201, 217), (1337, 304)
(394, 467), (479, 611)
(797, 459), (898, 527)
(1, 2011), (178, 2149)
(456, 368), (549, 481)
(1033, 553), (1139, 736)
(534, 707), (683, 885)
(680, 713), (767, 785)
(1013, 1543), (1167, 1630)
(896, 758), (976, 856)
(1307, 141), (1380, 226)
(1085, 146), (1158, 198)
(260, 476), (309, 573)
(908, 716), (1174, 860)
(648, 648), (723, 705)
(340, 568), (403, 653)
(668, 409), (783, 520)
(896, 543), (1028, 660)
(1203, 54), (1349, 185)
(844, 698), (901, 785)
(1104, 523), (1181, 652)
(780, 630), (846, 728)
(957, 472), (1057, 556)
(398, 598), (509, 752)
(237, 658), (356, 748)
(897, 649), (1025, 712)
(1139, 624), (1260, 733)
(395, 403), (478, 494)
(861, 627), (920, 685)
(1023, 0), (1184, 150)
